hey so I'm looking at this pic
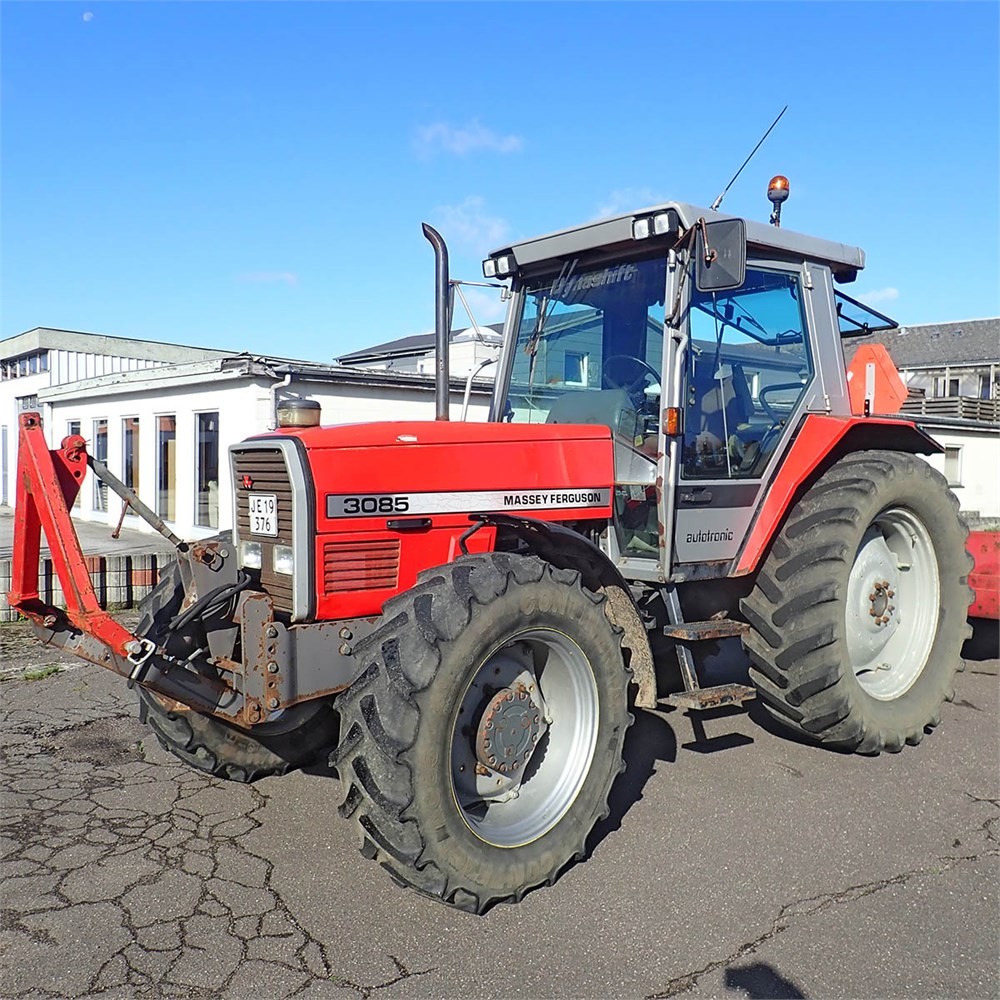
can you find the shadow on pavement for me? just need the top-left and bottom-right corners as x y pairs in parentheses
(963, 617), (999, 662)
(587, 708), (677, 854)
(725, 961), (808, 998)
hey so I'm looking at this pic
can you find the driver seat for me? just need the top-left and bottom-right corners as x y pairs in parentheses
(545, 389), (638, 440)
(694, 364), (752, 446)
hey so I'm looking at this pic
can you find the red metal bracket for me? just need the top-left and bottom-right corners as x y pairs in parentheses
(7, 412), (136, 656)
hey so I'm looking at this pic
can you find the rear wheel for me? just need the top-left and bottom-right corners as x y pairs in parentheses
(333, 552), (632, 913)
(135, 547), (337, 782)
(741, 450), (972, 754)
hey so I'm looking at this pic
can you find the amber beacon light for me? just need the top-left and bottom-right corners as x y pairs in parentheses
(767, 175), (790, 227)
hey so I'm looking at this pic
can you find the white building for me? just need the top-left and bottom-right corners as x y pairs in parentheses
(847, 317), (1000, 520)
(4, 316), (996, 546)
(1, 328), (492, 540)
(336, 323), (503, 380)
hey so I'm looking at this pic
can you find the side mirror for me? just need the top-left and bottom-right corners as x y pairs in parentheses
(695, 219), (746, 292)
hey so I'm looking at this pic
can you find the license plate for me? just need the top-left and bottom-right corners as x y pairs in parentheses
(248, 493), (278, 536)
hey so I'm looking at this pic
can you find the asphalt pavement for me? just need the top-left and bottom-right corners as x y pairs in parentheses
(1, 620), (997, 1000)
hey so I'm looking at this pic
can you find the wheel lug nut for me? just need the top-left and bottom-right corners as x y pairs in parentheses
(887, 589), (894, 598)
(869, 608), (877, 617)
(868, 592), (876, 601)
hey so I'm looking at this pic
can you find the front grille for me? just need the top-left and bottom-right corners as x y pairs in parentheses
(233, 448), (294, 614)
(323, 538), (400, 593)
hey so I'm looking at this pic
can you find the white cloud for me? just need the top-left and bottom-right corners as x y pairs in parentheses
(593, 187), (667, 221)
(415, 120), (523, 157)
(433, 196), (509, 251)
(82, 11), (94, 22)
(454, 286), (508, 327)
(237, 271), (299, 286)
(858, 287), (900, 306)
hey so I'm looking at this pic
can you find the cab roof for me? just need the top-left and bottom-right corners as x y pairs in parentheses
(494, 200), (865, 279)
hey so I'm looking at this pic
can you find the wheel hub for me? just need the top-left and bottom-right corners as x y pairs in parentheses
(475, 685), (542, 775)
(867, 579), (896, 627)
(845, 508), (940, 701)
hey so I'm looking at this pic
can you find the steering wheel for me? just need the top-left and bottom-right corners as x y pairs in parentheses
(602, 355), (660, 407)
(757, 381), (804, 422)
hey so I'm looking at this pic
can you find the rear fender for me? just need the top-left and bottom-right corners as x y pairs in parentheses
(480, 514), (657, 709)
(734, 415), (941, 577)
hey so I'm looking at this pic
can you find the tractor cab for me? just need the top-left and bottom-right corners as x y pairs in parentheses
(483, 199), (894, 582)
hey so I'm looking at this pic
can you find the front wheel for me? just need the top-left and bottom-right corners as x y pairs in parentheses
(135, 545), (338, 782)
(741, 450), (973, 754)
(333, 553), (633, 913)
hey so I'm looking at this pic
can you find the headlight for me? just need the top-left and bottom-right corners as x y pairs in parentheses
(240, 541), (262, 569)
(273, 545), (294, 575)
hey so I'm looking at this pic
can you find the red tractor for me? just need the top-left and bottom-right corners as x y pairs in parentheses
(9, 188), (974, 913)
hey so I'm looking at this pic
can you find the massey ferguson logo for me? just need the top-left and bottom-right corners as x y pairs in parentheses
(241, 474), (254, 490)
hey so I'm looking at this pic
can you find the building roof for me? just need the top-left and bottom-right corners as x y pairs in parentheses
(37, 351), (497, 403)
(846, 317), (999, 369)
(1, 327), (232, 364)
(338, 324), (504, 365)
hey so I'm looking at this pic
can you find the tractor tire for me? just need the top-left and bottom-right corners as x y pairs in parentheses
(332, 552), (633, 913)
(741, 450), (973, 755)
(135, 546), (337, 782)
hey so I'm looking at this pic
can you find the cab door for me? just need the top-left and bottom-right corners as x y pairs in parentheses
(671, 262), (819, 574)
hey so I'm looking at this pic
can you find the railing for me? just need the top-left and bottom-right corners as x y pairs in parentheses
(901, 395), (1000, 422)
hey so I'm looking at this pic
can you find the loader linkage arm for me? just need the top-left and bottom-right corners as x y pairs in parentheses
(6, 412), (245, 725)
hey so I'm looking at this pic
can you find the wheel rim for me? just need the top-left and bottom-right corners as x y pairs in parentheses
(845, 506), (940, 700)
(450, 628), (598, 848)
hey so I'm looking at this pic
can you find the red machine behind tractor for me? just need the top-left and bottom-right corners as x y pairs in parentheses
(9, 186), (984, 913)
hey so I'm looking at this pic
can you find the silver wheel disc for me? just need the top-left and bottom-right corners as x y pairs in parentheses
(450, 629), (598, 848)
(845, 506), (940, 700)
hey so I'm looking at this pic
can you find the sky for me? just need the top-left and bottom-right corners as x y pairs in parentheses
(2, 1), (998, 362)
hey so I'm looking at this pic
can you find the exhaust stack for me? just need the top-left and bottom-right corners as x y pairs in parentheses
(422, 223), (451, 420)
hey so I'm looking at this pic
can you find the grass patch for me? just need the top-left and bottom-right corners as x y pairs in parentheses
(22, 665), (65, 681)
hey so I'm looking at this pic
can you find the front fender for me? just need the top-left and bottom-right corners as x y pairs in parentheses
(476, 514), (657, 709)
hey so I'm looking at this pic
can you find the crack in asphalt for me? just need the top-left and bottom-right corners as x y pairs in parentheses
(333, 955), (434, 998)
(0, 679), (433, 1000)
(645, 794), (1000, 999)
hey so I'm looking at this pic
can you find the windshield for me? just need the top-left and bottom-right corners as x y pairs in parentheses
(503, 255), (667, 426)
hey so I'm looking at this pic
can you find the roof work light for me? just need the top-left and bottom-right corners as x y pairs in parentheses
(482, 254), (516, 279)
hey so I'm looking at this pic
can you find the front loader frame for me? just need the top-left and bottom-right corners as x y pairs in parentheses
(7, 412), (261, 726)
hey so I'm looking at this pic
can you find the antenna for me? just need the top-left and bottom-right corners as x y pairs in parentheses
(710, 105), (788, 212)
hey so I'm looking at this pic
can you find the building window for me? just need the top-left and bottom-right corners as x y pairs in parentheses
(564, 352), (589, 387)
(980, 374), (993, 400)
(944, 446), (962, 487)
(1, 351), (48, 379)
(196, 412), (219, 528)
(157, 415), (177, 521)
(123, 417), (140, 515)
(934, 376), (960, 398)
(67, 421), (82, 508)
(93, 419), (108, 511)
(17, 394), (38, 411)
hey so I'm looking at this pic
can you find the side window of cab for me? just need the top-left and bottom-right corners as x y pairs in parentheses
(683, 267), (814, 480)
